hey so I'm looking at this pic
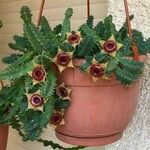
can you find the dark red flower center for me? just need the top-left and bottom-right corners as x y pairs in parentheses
(30, 94), (44, 107)
(32, 66), (45, 81)
(57, 87), (68, 98)
(57, 53), (71, 66)
(90, 65), (104, 77)
(51, 113), (63, 125)
(68, 33), (80, 44)
(103, 40), (117, 53)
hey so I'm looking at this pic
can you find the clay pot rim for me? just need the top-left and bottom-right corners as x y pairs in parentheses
(73, 55), (147, 67)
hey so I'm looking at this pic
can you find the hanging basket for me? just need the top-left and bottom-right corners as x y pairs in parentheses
(0, 0), (149, 149)
(0, 126), (9, 150)
(55, 56), (146, 146)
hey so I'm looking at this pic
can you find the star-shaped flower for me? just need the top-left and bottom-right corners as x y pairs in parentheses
(88, 59), (108, 81)
(52, 49), (74, 73)
(100, 35), (123, 57)
(28, 64), (46, 85)
(50, 110), (65, 129)
(56, 83), (72, 100)
(67, 31), (82, 47)
(26, 90), (46, 112)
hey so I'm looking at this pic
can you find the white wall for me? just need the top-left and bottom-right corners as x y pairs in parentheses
(0, 0), (107, 150)
(106, 0), (150, 150)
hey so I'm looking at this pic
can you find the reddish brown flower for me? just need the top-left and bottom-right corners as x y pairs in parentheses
(56, 83), (72, 100)
(28, 64), (46, 84)
(26, 91), (45, 111)
(90, 64), (104, 78)
(52, 49), (74, 73)
(67, 32), (81, 46)
(57, 52), (71, 66)
(87, 59), (108, 81)
(51, 112), (63, 125)
(32, 66), (46, 81)
(103, 40), (117, 53)
(100, 35), (123, 57)
(50, 111), (65, 128)
(30, 94), (44, 107)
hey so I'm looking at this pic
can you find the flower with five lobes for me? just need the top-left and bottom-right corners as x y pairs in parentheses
(52, 49), (74, 73)
(88, 59), (108, 81)
(67, 31), (82, 47)
(50, 110), (65, 129)
(26, 90), (46, 112)
(99, 35), (123, 57)
(28, 64), (46, 85)
(56, 83), (72, 100)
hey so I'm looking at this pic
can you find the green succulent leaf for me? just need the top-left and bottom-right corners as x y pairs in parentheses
(95, 52), (109, 63)
(75, 37), (95, 57)
(133, 30), (150, 55)
(117, 38), (132, 57)
(115, 67), (133, 86)
(40, 71), (57, 99)
(40, 16), (60, 48)
(38, 138), (85, 150)
(86, 15), (94, 28)
(80, 24), (99, 42)
(95, 16), (112, 40)
(60, 43), (74, 52)
(115, 64), (143, 86)
(120, 58), (144, 70)
(20, 6), (32, 23)
(80, 62), (91, 72)
(2, 54), (22, 65)
(53, 24), (63, 34)
(9, 35), (32, 52)
(0, 60), (35, 80)
(119, 15), (134, 41)
(23, 22), (48, 53)
(65, 8), (73, 18)
(105, 58), (118, 75)
(54, 99), (70, 110)
(6, 51), (35, 70)
(61, 8), (73, 40)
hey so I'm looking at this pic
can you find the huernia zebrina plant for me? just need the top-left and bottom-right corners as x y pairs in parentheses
(0, 6), (149, 149)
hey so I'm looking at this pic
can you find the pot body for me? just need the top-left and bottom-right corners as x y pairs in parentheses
(56, 56), (146, 146)
(0, 125), (9, 150)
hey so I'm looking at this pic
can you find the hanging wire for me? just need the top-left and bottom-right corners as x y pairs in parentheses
(124, 0), (133, 40)
(87, 0), (90, 17)
(124, 0), (139, 61)
(37, 0), (46, 27)
(0, 0), (139, 88)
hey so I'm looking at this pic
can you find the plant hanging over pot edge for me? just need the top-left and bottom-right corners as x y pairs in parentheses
(0, 4), (149, 150)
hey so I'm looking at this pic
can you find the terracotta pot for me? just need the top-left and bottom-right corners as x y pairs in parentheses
(0, 125), (9, 150)
(55, 56), (147, 146)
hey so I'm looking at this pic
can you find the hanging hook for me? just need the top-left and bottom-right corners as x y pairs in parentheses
(37, 0), (46, 27)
